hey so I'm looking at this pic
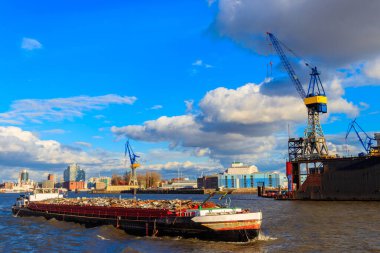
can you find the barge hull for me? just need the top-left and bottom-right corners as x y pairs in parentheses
(12, 206), (259, 242)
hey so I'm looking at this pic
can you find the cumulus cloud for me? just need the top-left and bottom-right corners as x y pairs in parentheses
(0, 127), (141, 181)
(199, 83), (305, 126)
(0, 126), (100, 170)
(21, 37), (42, 51)
(214, 0), (380, 66)
(112, 79), (359, 167)
(0, 94), (137, 124)
(363, 57), (380, 80)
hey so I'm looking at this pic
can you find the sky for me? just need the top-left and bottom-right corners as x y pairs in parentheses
(0, 0), (380, 182)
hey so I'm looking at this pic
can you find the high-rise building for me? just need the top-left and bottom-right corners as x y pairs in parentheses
(19, 169), (29, 182)
(63, 164), (85, 182)
(63, 164), (86, 191)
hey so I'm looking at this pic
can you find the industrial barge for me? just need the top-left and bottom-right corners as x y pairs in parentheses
(12, 190), (262, 242)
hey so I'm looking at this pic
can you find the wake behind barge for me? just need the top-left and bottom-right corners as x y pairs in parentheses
(12, 193), (262, 242)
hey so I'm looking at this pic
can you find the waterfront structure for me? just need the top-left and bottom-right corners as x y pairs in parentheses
(161, 178), (197, 189)
(225, 162), (258, 174)
(87, 176), (111, 189)
(64, 181), (85, 191)
(42, 180), (55, 188)
(63, 164), (86, 191)
(208, 162), (287, 189)
(218, 172), (287, 189)
(197, 175), (219, 189)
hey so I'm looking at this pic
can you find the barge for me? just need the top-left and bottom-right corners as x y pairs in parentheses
(12, 192), (262, 242)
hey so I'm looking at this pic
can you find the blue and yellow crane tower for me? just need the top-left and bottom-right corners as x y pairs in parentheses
(125, 140), (140, 186)
(267, 32), (328, 159)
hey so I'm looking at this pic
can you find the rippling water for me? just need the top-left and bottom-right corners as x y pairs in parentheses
(1, 192), (379, 252)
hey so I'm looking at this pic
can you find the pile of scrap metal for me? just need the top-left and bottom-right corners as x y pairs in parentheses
(39, 197), (218, 210)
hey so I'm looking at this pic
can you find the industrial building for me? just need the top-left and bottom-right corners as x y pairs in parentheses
(87, 176), (111, 190)
(197, 175), (219, 189)
(198, 162), (287, 190)
(218, 172), (287, 189)
(161, 178), (197, 189)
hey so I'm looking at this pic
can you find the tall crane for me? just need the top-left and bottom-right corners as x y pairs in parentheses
(125, 140), (140, 186)
(267, 32), (328, 159)
(345, 119), (375, 156)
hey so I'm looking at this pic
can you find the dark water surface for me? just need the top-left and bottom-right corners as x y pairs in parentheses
(0, 193), (379, 252)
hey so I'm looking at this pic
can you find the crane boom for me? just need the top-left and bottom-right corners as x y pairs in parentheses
(125, 140), (140, 185)
(267, 32), (307, 99)
(125, 140), (139, 167)
(345, 119), (374, 154)
(267, 32), (329, 159)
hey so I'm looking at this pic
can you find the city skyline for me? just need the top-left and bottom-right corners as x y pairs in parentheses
(1, 1), (380, 181)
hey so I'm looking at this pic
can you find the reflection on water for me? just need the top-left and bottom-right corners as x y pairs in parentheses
(1, 192), (379, 252)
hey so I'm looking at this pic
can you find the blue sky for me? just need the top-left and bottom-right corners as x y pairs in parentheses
(0, 0), (380, 181)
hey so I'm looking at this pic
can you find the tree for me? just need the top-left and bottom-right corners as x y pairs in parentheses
(111, 174), (122, 185)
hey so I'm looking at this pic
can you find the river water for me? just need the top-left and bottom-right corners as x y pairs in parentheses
(0, 192), (379, 252)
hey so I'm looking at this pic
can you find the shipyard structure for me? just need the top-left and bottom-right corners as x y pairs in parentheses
(267, 33), (380, 200)
(287, 136), (380, 200)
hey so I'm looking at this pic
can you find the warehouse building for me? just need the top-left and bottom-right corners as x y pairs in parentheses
(217, 162), (287, 189)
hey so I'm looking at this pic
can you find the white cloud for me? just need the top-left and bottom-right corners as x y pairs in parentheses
(192, 60), (203, 66)
(41, 129), (67, 134)
(363, 57), (380, 79)
(94, 115), (106, 119)
(21, 38), (42, 51)
(150, 105), (163, 110)
(192, 59), (213, 68)
(112, 80), (359, 166)
(0, 127), (135, 181)
(0, 126), (100, 168)
(92, 136), (103, 139)
(0, 94), (137, 125)
(75, 142), (92, 148)
(199, 83), (305, 125)
(142, 160), (222, 178)
(324, 78), (359, 117)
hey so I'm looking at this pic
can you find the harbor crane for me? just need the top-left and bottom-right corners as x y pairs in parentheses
(345, 119), (375, 156)
(125, 140), (140, 186)
(267, 32), (328, 159)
